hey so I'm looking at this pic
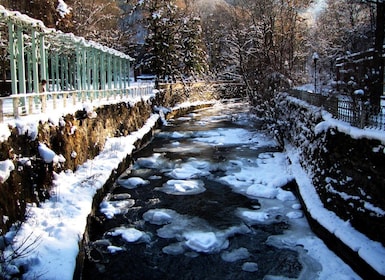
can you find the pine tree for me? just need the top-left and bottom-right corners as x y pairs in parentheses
(179, 13), (208, 79)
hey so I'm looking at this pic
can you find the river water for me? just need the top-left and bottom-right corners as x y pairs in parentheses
(82, 100), (356, 280)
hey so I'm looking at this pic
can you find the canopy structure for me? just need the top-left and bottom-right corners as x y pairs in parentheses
(0, 5), (133, 100)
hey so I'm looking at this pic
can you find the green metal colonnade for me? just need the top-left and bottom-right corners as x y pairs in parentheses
(0, 5), (134, 116)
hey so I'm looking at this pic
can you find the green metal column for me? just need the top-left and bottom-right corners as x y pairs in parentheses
(107, 54), (112, 91)
(7, 21), (17, 95)
(76, 46), (82, 91)
(40, 34), (47, 82)
(31, 28), (39, 93)
(86, 48), (92, 97)
(26, 50), (32, 93)
(82, 47), (87, 94)
(113, 56), (118, 93)
(55, 52), (59, 91)
(118, 58), (122, 91)
(16, 25), (26, 112)
(92, 48), (98, 98)
(100, 51), (106, 97)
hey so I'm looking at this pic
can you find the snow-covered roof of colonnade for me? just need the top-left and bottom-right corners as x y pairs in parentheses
(0, 5), (133, 60)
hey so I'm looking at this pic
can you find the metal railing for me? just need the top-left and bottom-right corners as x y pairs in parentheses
(0, 84), (154, 122)
(287, 89), (385, 130)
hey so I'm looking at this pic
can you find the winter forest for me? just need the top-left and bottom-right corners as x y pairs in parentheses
(0, 0), (383, 99)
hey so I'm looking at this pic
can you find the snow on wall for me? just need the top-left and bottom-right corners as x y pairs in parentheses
(277, 92), (385, 246)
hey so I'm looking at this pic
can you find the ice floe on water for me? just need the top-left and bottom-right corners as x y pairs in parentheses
(99, 191), (136, 219)
(167, 165), (208, 179)
(221, 247), (250, 262)
(194, 127), (275, 147)
(117, 176), (149, 189)
(106, 227), (149, 243)
(155, 179), (206, 195)
(143, 209), (176, 225)
(135, 153), (172, 169)
(142, 208), (250, 255)
(217, 152), (294, 200)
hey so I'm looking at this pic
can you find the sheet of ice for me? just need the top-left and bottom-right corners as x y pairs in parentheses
(246, 183), (279, 199)
(221, 247), (250, 262)
(99, 199), (135, 219)
(107, 245), (124, 253)
(167, 162), (210, 179)
(155, 179), (206, 195)
(135, 153), (172, 169)
(242, 262), (259, 272)
(144, 208), (249, 255)
(183, 231), (228, 253)
(117, 176), (149, 189)
(194, 128), (274, 146)
(107, 227), (145, 243)
(143, 209), (176, 225)
(218, 152), (293, 201)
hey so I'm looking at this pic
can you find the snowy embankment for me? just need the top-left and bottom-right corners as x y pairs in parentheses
(284, 96), (385, 277)
(3, 113), (159, 279)
(1, 99), (213, 279)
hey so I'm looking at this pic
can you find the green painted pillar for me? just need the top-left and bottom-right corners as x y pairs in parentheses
(32, 28), (39, 93)
(40, 34), (47, 82)
(16, 25), (26, 112)
(107, 54), (112, 91)
(8, 21), (17, 95)
(76, 46), (82, 91)
(92, 48), (98, 98)
(100, 51), (106, 97)
(26, 50), (32, 93)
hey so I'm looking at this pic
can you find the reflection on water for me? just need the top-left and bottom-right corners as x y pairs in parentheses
(83, 101), (321, 280)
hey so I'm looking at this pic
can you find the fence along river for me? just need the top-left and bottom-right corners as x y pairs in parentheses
(82, 100), (358, 280)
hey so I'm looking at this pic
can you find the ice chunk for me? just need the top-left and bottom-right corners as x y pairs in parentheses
(107, 245), (124, 253)
(100, 199), (135, 219)
(276, 189), (296, 201)
(143, 209), (176, 225)
(286, 211), (304, 219)
(135, 153), (170, 169)
(291, 203), (302, 210)
(162, 242), (185, 255)
(221, 247), (250, 262)
(108, 227), (144, 243)
(242, 262), (258, 272)
(246, 183), (279, 199)
(183, 231), (218, 253)
(239, 210), (270, 223)
(168, 164), (210, 179)
(117, 177), (149, 189)
(156, 179), (206, 195)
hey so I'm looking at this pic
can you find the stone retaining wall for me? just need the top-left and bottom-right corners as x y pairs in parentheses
(276, 93), (385, 278)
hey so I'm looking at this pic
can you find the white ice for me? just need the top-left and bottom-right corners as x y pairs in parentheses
(155, 179), (206, 195)
(107, 227), (145, 243)
(221, 247), (250, 262)
(99, 198), (135, 219)
(117, 176), (149, 189)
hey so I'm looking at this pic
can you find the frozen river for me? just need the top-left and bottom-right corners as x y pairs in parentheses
(82, 100), (359, 279)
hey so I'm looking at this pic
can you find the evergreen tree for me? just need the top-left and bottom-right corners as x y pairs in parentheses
(178, 12), (208, 78)
(136, 0), (180, 80)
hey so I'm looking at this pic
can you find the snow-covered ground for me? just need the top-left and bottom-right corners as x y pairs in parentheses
(0, 96), (384, 279)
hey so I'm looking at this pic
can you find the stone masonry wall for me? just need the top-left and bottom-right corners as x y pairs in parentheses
(276, 93), (385, 247)
(0, 83), (218, 235)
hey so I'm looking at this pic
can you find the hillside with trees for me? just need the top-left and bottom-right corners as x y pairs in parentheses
(0, 0), (382, 100)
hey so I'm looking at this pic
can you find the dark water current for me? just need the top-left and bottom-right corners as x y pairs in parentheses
(82, 101), (314, 280)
